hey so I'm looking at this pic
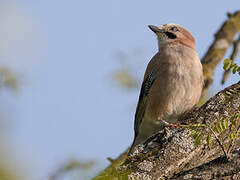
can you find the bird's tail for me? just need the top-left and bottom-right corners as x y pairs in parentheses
(128, 135), (139, 155)
(128, 138), (136, 155)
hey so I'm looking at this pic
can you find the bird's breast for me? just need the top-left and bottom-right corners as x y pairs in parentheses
(145, 48), (203, 124)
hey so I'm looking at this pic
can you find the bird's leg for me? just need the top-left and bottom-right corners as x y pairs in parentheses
(161, 120), (179, 128)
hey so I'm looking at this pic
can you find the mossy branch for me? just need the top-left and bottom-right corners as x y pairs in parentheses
(201, 10), (240, 98)
(93, 81), (240, 180)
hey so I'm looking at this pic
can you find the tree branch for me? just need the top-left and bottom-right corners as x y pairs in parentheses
(93, 81), (240, 179)
(201, 10), (240, 98)
(221, 35), (240, 84)
(171, 149), (240, 180)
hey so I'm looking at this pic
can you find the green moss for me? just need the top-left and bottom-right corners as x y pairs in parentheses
(92, 167), (130, 180)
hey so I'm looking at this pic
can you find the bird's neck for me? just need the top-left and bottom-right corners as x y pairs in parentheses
(157, 43), (198, 60)
(158, 42), (195, 52)
(158, 41), (195, 51)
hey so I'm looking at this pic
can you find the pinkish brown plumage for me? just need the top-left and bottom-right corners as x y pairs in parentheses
(129, 23), (203, 154)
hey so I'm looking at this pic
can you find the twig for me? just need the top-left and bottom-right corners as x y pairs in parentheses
(227, 119), (240, 157)
(207, 125), (229, 160)
(201, 11), (240, 98)
(221, 35), (240, 84)
(180, 123), (229, 160)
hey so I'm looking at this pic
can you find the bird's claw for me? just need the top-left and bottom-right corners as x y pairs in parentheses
(162, 120), (179, 128)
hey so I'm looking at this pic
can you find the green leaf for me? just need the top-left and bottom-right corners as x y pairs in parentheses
(230, 132), (236, 139)
(194, 132), (202, 146)
(237, 129), (240, 136)
(232, 64), (238, 74)
(223, 58), (232, 63)
(193, 131), (201, 139)
(215, 124), (221, 133)
(237, 66), (240, 72)
(219, 121), (224, 131)
(225, 91), (232, 95)
(236, 129), (240, 137)
(223, 59), (232, 71)
(223, 63), (231, 71)
(188, 130), (195, 137)
(189, 125), (197, 130)
(223, 119), (228, 129)
(228, 89), (235, 93)
(230, 115), (237, 127)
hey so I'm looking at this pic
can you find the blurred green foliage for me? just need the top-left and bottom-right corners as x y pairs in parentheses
(113, 69), (139, 89)
(0, 66), (22, 180)
(111, 48), (146, 90)
(0, 67), (18, 91)
(0, 165), (20, 180)
(49, 159), (98, 180)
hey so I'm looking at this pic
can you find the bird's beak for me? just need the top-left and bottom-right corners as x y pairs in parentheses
(148, 25), (164, 33)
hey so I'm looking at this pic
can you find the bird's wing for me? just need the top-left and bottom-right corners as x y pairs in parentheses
(134, 68), (157, 137)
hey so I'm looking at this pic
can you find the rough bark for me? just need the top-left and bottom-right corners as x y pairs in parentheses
(171, 150), (240, 180)
(93, 81), (240, 180)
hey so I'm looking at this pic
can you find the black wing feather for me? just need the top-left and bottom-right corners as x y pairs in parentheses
(134, 69), (156, 137)
(129, 68), (157, 154)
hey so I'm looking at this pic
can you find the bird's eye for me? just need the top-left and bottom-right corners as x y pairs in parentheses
(170, 26), (179, 32)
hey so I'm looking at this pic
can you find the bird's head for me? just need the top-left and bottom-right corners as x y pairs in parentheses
(148, 23), (195, 50)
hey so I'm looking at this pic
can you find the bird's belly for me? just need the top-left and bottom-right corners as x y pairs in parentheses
(146, 70), (201, 124)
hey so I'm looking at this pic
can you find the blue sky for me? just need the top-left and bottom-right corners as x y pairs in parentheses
(0, 0), (240, 179)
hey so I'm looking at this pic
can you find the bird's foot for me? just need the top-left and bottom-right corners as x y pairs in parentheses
(162, 120), (179, 128)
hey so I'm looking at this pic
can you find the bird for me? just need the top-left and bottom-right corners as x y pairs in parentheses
(129, 23), (203, 154)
